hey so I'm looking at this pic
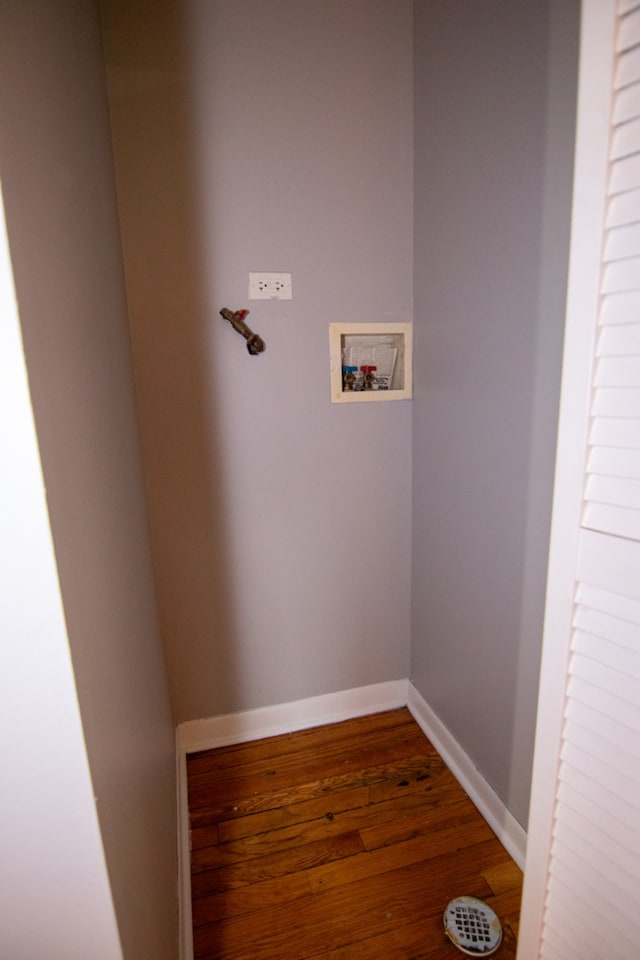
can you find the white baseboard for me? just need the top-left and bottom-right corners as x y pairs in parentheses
(407, 682), (527, 871)
(176, 679), (409, 754)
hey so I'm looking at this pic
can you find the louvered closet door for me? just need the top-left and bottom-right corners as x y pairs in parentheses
(548, 532), (640, 958)
(541, 5), (640, 957)
(586, 10), (640, 541)
(518, 2), (640, 958)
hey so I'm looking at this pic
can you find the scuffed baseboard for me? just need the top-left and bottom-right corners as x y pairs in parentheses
(407, 682), (527, 871)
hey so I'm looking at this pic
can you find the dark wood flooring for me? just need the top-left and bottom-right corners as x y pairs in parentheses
(187, 707), (522, 960)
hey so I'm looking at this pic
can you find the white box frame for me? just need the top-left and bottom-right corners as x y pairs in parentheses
(329, 322), (413, 403)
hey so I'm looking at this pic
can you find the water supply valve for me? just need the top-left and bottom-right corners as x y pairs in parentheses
(220, 307), (266, 356)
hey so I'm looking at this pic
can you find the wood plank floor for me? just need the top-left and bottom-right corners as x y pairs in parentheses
(187, 708), (523, 960)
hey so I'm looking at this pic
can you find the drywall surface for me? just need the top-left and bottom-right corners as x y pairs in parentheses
(0, 187), (123, 960)
(411, 0), (579, 826)
(0, 3), (177, 957)
(102, 0), (413, 724)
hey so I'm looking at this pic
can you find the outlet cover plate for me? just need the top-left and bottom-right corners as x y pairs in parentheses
(249, 272), (292, 300)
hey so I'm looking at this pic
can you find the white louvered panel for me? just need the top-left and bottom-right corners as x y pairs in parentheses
(554, 828), (637, 928)
(577, 528), (640, 598)
(547, 864), (637, 960)
(598, 321), (640, 353)
(591, 386), (640, 416)
(550, 820), (640, 918)
(594, 354), (640, 384)
(566, 698), (640, 764)
(540, 935), (573, 960)
(600, 289), (640, 323)
(606, 182), (640, 221)
(542, 886), (617, 960)
(573, 617), (640, 663)
(610, 118), (640, 160)
(573, 605), (640, 655)
(568, 673), (640, 734)
(541, 923), (581, 960)
(544, 895), (601, 953)
(616, 35), (640, 90)
(545, 870), (635, 953)
(585, 450), (640, 510)
(617, 5), (640, 50)
(556, 808), (640, 896)
(547, 851), (638, 954)
(584, 473), (640, 509)
(590, 415), (640, 447)
(619, 1), (640, 20)
(547, 845), (638, 949)
(609, 151), (640, 192)
(543, 911), (626, 960)
(601, 255), (640, 292)
(582, 501), (640, 538)
(576, 581), (640, 623)
(563, 712), (640, 782)
(587, 444), (640, 478)
(561, 738), (640, 804)
(564, 706), (640, 783)
(570, 639), (640, 704)
(589, 197), (640, 521)
(613, 79), (640, 123)
(533, 10), (640, 959)
(558, 752), (640, 826)
(546, 903), (604, 957)
(539, 933), (577, 960)
(540, 932), (574, 960)
(542, 919), (625, 960)
(572, 635), (640, 694)
(603, 220), (640, 258)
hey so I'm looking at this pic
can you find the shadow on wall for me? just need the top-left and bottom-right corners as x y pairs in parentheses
(507, 0), (580, 822)
(102, 0), (242, 725)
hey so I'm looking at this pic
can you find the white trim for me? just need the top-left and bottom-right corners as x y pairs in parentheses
(176, 679), (409, 754)
(176, 738), (193, 960)
(407, 684), (527, 871)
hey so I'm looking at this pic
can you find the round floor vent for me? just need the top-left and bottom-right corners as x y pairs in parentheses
(443, 896), (503, 956)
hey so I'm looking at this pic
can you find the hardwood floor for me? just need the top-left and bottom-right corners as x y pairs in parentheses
(187, 708), (523, 960)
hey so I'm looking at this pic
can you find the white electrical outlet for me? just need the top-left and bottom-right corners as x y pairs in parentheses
(248, 272), (292, 300)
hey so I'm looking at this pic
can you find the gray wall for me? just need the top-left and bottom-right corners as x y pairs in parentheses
(0, 3), (177, 957)
(411, 0), (579, 826)
(101, 0), (414, 724)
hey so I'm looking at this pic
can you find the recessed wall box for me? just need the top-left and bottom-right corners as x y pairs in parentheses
(329, 322), (413, 403)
